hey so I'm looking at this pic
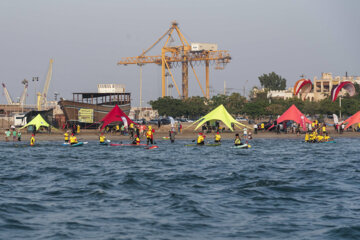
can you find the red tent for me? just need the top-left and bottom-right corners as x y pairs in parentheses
(344, 111), (360, 130)
(100, 105), (136, 130)
(275, 104), (312, 131)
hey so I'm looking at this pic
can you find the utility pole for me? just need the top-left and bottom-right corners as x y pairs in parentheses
(223, 80), (226, 95)
(243, 80), (248, 98)
(139, 64), (143, 109)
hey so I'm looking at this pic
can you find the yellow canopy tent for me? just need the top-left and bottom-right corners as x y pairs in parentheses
(188, 104), (252, 131)
(20, 114), (50, 130)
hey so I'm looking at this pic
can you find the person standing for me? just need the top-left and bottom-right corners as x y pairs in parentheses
(64, 131), (69, 143)
(243, 128), (247, 138)
(77, 124), (80, 134)
(17, 131), (22, 141)
(254, 123), (258, 134)
(146, 126), (154, 145)
(12, 129), (17, 141)
(5, 129), (11, 142)
(169, 130), (176, 143)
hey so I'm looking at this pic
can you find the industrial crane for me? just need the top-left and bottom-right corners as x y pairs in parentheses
(2, 83), (14, 104)
(37, 59), (53, 110)
(117, 21), (231, 99)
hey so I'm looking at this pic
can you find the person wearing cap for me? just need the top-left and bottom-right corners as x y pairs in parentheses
(197, 132), (205, 145)
(146, 126), (154, 145)
(30, 134), (36, 146)
(132, 135), (140, 145)
(99, 132), (106, 143)
(214, 131), (221, 143)
(64, 131), (70, 143)
(69, 133), (78, 145)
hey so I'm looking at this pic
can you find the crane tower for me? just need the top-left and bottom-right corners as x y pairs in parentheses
(117, 21), (231, 99)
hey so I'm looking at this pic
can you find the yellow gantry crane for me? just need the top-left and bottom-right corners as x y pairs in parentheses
(117, 21), (231, 99)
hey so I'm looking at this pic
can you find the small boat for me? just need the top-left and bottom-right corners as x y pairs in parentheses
(64, 142), (88, 147)
(99, 142), (108, 145)
(145, 145), (159, 150)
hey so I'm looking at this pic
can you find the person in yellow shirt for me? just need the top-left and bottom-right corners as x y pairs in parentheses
(322, 124), (326, 134)
(30, 134), (36, 146)
(116, 125), (120, 133)
(316, 134), (324, 142)
(214, 132), (221, 143)
(234, 133), (242, 146)
(77, 125), (80, 134)
(304, 133), (310, 142)
(146, 126), (154, 145)
(99, 133), (106, 143)
(261, 123), (265, 131)
(64, 131), (69, 143)
(197, 132), (205, 145)
(69, 133), (78, 145)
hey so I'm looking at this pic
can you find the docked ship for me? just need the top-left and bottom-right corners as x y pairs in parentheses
(58, 84), (131, 126)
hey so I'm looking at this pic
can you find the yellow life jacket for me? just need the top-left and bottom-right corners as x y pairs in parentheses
(116, 125), (120, 130)
(30, 137), (35, 146)
(130, 123), (134, 129)
(135, 137), (140, 144)
(234, 138), (241, 145)
(215, 134), (221, 141)
(70, 136), (78, 144)
(64, 133), (69, 141)
(99, 135), (106, 143)
(146, 130), (153, 138)
(197, 135), (204, 144)
(77, 125), (80, 133)
(305, 133), (309, 142)
(324, 135), (330, 141)
(322, 126), (326, 132)
(261, 123), (264, 129)
(317, 135), (324, 141)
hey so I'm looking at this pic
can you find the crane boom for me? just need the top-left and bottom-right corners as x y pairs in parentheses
(2, 83), (13, 104)
(42, 59), (53, 104)
(19, 79), (28, 105)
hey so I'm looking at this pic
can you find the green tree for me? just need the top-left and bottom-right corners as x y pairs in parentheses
(258, 72), (286, 90)
(149, 97), (186, 117)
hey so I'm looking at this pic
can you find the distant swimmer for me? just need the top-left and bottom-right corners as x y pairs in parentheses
(69, 133), (78, 145)
(99, 132), (106, 143)
(214, 131), (221, 143)
(64, 131), (69, 143)
(197, 132), (205, 145)
(132, 135), (140, 145)
(17, 131), (22, 141)
(30, 134), (36, 146)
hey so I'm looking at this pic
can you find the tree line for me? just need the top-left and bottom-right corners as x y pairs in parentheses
(149, 72), (360, 119)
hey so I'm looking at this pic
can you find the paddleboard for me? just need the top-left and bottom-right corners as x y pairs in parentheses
(145, 145), (159, 150)
(70, 142), (87, 147)
(231, 144), (250, 149)
(110, 143), (147, 147)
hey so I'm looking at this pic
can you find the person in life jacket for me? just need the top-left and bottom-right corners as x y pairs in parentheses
(99, 132), (106, 143)
(322, 124), (326, 134)
(316, 134), (324, 142)
(234, 133), (242, 146)
(64, 131), (69, 143)
(69, 133), (78, 145)
(214, 131), (221, 143)
(197, 132), (205, 145)
(304, 133), (310, 142)
(129, 123), (134, 138)
(132, 135), (140, 145)
(146, 126), (154, 145)
(169, 130), (176, 143)
(30, 134), (36, 146)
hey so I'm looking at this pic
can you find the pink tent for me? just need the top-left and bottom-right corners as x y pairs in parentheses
(275, 104), (312, 131)
(344, 111), (360, 130)
(100, 105), (136, 130)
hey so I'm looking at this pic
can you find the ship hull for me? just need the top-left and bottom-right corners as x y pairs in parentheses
(58, 100), (131, 123)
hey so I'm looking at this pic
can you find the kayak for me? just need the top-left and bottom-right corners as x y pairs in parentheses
(185, 143), (221, 147)
(99, 142), (108, 145)
(110, 143), (147, 147)
(231, 144), (250, 149)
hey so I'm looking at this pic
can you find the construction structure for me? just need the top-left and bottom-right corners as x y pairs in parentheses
(2, 79), (28, 105)
(37, 59), (53, 110)
(117, 21), (231, 99)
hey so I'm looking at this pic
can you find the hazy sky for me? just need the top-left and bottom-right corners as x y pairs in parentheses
(1, 0), (359, 106)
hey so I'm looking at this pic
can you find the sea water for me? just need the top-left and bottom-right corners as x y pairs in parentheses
(1, 138), (360, 239)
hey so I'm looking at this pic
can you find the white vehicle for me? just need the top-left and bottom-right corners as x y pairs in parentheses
(14, 114), (27, 127)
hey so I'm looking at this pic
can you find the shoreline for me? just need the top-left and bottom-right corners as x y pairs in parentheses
(4, 129), (360, 142)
